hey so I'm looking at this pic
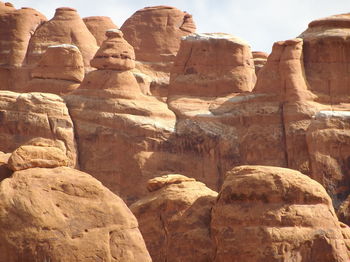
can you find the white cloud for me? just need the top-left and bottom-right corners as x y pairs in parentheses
(9, 0), (350, 52)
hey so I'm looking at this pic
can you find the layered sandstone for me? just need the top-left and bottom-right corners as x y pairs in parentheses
(121, 6), (196, 99)
(211, 165), (350, 261)
(0, 91), (77, 167)
(0, 164), (151, 261)
(83, 16), (118, 46)
(252, 51), (268, 75)
(131, 175), (217, 261)
(26, 7), (98, 68)
(25, 44), (84, 95)
(66, 29), (177, 203)
(299, 13), (350, 105)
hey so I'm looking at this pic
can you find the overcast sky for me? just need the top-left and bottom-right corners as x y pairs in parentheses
(9, 0), (350, 52)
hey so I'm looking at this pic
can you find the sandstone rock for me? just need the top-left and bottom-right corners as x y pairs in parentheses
(65, 30), (177, 202)
(0, 166), (151, 262)
(306, 111), (350, 208)
(0, 1), (14, 14)
(83, 16), (118, 46)
(90, 29), (135, 70)
(26, 7), (98, 68)
(0, 151), (11, 181)
(24, 44), (84, 95)
(169, 33), (256, 97)
(0, 91), (77, 167)
(211, 165), (350, 261)
(131, 175), (217, 262)
(7, 138), (69, 171)
(299, 13), (350, 105)
(121, 5), (196, 63)
(252, 51), (268, 75)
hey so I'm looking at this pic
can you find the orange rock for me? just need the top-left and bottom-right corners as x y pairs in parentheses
(169, 33), (256, 97)
(83, 16), (118, 46)
(65, 30), (177, 202)
(212, 165), (350, 261)
(131, 175), (217, 261)
(25, 44), (84, 95)
(252, 51), (268, 75)
(26, 7), (98, 68)
(90, 29), (135, 70)
(0, 166), (151, 262)
(0, 91), (77, 168)
(7, 138), (69, 171)
(299, 13), (350, 104)
(121, 5), (196, 63)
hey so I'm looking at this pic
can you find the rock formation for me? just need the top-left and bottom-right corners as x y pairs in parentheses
(252, 51), (268, 75)
(0, 142), (151, 262)
(66, 29), (177, 203)
(121, 5), (196, 99)
(24, 44), (84, 95)
(26, 7), (98, 69)
(211, 165), (350, 261)
(0, 91), (77, 167)
(83, 16), (118, 46)
(299, 13), (350, 105)
(0, 5), (46, 91)
(131, 174), (218, 262)
(0, 151), (11, 181)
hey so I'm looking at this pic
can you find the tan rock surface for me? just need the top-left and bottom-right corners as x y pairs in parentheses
(83, 16), (118, 46)
(25, 44), (84, 95)
(121, 5), (196, 63)
(8, 138), (69, 171)
(0, 166), (151, 262)
(211, 165), (350, 261)
(66, 30), (177, 202)
(131, 175), (217, 262)
(26, 7), (98, 68)
(0, 91), (77, 167)
(299, 13), (350, 105)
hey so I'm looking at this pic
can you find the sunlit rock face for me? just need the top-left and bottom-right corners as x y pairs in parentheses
(83, 16), (118, 46)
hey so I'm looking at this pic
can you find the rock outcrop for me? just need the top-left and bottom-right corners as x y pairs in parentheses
(131, 175), (217, 262)
(66, 29), (177, 203)
(26, 7), (98, 69)
(211, 165), (350, 261)
(0, 91), (77, 167)
(252, 51), (268, 75)
(121, 5), (196, 99)
(0, 144), (151, 262)
(0, 151), (11, 181)
(299, 13), (350, 105)
(83, 16), (118, 46)
(24, 44), (84, 95)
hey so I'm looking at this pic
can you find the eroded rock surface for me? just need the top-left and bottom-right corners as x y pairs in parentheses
(83, 16), (118, 46)
(131, 175), (217, 262)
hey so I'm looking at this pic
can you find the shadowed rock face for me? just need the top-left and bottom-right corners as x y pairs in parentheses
(26, 7), (98, 68)
(121, 5), (196, 63)
(24, 44), (84, 95)
(83, 16), (118, 46)
(299, 13), (350, 105)
(211, 165), (350, 262)
(131, 175), (218, 262)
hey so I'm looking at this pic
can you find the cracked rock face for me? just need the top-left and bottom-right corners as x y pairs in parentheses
(211, 165), (350, 262)
(0, 166), (151, 262)
(131, 175), (218, 262)
(121, 5), (196, 63)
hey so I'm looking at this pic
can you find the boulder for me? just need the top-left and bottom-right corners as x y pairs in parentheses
(24, 44), (84, 95)
(7, 138), (69, 171)
(26, 7), (98, 69)
(65, 28), (177, 203)
(299, 13), (350, 105)
(211, 165), (350, 261)
(0, 91), (77, 167)
(83, 16), (118, 46)
(131, 175), (217, 262)
(0, 166), (151, 262)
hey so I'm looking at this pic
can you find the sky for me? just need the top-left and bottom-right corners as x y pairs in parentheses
(9, 0), (350, 52)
